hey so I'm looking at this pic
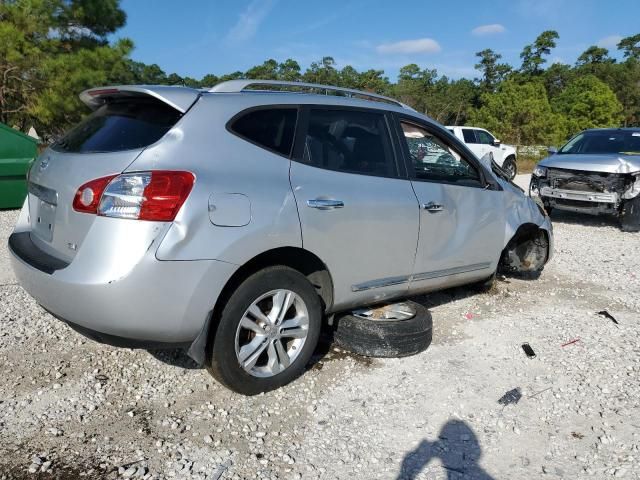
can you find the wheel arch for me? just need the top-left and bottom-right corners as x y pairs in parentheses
(187, 247), (334, 365)
(499, 222), (550, 275)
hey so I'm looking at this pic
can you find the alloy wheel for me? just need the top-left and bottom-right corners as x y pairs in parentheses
(234, 289), (309, 378)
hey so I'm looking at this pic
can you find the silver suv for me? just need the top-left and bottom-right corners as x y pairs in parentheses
(9, 80), (553, 394)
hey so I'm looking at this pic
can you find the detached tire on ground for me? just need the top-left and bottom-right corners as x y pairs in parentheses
(333, 301), (432, 358)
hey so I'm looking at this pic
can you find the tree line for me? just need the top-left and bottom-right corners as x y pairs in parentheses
(1, 0), (639, 145)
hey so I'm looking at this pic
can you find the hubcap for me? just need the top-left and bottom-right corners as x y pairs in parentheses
(352, 302), (416, 321)
(234, 289), (309, 378)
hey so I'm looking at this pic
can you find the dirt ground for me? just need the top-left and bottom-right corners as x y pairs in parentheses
(1, 174), (639, 479)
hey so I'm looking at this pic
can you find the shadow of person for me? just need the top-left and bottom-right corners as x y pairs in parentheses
(397, 420), (495, 480)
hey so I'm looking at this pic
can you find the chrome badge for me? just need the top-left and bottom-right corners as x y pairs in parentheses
(39, 157), (50, 171)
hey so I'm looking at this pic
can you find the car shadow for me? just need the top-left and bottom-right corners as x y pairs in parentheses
(397, 420), (495, 480)
(146, 278), (524, 371)
(146, 348), (201, 370)
(550, 210), (620, 228)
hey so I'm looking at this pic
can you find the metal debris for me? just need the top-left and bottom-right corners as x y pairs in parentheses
(596, 310), (620, 327)
(498, 388), (523, 406)
(561, 338), (580, 347)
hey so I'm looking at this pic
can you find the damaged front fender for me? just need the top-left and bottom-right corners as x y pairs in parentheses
(497, 177), (553, 274)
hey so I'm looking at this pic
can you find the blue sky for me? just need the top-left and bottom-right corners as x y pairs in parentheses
(115, 0), (640, 82)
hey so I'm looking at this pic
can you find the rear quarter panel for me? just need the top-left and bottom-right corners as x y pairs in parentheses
(128, 95), (302, 265)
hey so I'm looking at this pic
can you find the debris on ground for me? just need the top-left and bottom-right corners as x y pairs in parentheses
(561, 338), (580, 347)
(596, 310), (620, 327)
(498, 388), (523, 406)
(521, 343), (536, 358)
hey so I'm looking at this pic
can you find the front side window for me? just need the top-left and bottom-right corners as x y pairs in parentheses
(302, 109), (397, 177)
(462, 129), (477, 143)
(230, 107), (297, 156)
(401, 122), (482, 187)
(475, 129), (495, 145)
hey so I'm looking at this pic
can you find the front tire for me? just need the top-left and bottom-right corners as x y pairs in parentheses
(503, 156), (517, 180)
(208, 266), (322, 395)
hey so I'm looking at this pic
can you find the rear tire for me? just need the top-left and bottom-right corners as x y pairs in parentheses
(207, 266), (322, 395)
(334, 301), (432, 358)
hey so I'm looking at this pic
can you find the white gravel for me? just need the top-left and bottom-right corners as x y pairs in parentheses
(1, 179), (639, 479)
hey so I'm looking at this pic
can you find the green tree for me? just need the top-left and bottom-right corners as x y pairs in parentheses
(245, 59), (279, 80)
(543, 62), (575, 100)
(576, 46), (615, 66)
(277, 59), (301, 81)
(469, 79), (566, 145)
(617, 33), (640, 59)
(474, 49), (511, 92)
(302, 56), (340, 85)
(520, 30), (559, 75)
(0, 0), (131, 134)
(552, 75), (622, 135)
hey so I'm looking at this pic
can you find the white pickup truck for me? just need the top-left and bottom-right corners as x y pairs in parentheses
(447, 126), (518, 179)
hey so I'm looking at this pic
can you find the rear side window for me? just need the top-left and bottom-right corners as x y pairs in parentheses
(462, 129), (477, 143)
(53, 99), (182, 153)
(475, 130), (494, 145)
(230, 108), (297, 156)
(302, 109), (397, 177)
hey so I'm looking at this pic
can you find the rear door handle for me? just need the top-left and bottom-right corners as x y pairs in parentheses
(307, 199), (345, 210)
(421, 202), (443, 212)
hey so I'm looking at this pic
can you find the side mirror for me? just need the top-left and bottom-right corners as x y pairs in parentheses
(547, 146), (558, 155)
(493, 139), (501, 147)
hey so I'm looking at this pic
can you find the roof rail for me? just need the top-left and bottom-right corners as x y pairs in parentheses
(208, 79), (411, 109)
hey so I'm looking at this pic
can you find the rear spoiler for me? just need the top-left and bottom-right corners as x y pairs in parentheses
(79, 85), (201, 113)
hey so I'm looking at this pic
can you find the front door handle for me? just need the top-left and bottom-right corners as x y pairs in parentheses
(307, 199), (345, 210)
(421, 202), (443, 212)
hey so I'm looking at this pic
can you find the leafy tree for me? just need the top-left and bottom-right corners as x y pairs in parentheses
(245, 59), (279, 80)
(302, 56), (339, 85)
(30, 39), (134, 137)
(520, 30), (559, 75)
(0, 0), (130, 133)
(277, 59), (301, 81)
(469, 79), (566, 145)
(551, 75), (622, 135)
(474, 49), (511, 92)
(543, 62), (575, 100)
(576, 46), (615, 66)
(617, 34), (640, 59)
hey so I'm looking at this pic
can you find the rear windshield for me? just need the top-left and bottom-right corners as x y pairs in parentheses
(560, 130), (640, 155)
(52, 98), (182, 153)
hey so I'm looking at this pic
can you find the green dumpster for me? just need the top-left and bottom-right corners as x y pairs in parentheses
(0, 122), (37, 209)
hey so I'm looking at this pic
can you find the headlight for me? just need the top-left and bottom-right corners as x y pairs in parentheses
(533, 166), (547, 178)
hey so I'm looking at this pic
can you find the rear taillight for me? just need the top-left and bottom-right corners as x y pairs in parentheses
(72, 175), (117, 214)
(73, 171), (195, 221)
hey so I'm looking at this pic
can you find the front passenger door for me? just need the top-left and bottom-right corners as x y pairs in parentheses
(397, 119), (505, 293)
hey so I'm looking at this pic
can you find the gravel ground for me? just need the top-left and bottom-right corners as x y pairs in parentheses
(1, 175), (639, 479)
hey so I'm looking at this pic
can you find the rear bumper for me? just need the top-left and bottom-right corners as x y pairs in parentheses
(9, 229), (237, 344)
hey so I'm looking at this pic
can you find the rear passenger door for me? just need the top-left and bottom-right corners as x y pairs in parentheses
(290, 106), (420, 311)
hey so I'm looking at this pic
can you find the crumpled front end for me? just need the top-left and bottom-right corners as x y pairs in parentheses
(531, 167), (640, 216)
(496, 176), (553, 274)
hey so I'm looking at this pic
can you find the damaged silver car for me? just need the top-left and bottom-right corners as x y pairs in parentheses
(9, 80), (553, 394)
(530, 128), (640, 232)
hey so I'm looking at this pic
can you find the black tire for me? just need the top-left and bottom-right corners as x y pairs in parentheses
(503, 156), (517, 180)
(333, 301), (432, 358)
(207, 266), (322, 395)
(621, 196), (640, 232)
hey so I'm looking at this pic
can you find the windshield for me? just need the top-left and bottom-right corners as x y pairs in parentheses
(52, 98), (182, 153)
(559, 130), (640, 155)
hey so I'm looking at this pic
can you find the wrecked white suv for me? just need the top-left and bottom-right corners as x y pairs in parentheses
(530, 128), (640, 232)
